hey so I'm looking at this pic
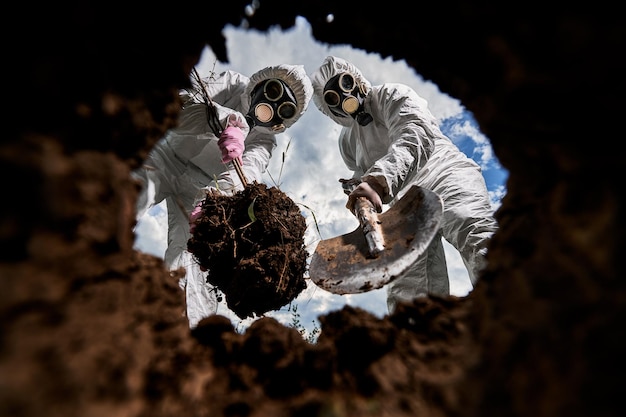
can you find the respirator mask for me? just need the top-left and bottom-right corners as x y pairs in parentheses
(323, 72), (373, 126)
(246, 78), (297, 132)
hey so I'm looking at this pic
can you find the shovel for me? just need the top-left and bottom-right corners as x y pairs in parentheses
(309, 184), (443, 294)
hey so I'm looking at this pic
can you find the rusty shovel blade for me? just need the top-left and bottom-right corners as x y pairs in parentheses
(308, 185), (443, 294)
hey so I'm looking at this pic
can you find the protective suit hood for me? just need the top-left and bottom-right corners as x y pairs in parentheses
(311, 56), (372, 127)
(242, 64), (313, 132)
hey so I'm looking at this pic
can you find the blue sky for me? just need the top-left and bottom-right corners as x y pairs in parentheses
(133, 16), (508, 336)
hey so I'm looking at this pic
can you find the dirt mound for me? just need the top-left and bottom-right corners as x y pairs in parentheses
(187, 183), (308, 319)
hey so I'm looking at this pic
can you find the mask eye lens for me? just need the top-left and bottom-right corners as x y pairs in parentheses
(254, 103), (274, 123)
(338, 73), (355, 92)
(278, 102), (296, 120)
(323, 90), (341, 107)
(264, 79), (284, 101)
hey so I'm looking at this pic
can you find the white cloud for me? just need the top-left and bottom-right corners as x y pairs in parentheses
(134, 203), (167, 258)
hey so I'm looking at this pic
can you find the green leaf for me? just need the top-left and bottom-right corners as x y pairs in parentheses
(247, 197), (257, 222)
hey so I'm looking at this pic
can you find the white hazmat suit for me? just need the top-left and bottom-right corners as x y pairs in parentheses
(134, 64), (313, 327)
(310, 56), (498, 312)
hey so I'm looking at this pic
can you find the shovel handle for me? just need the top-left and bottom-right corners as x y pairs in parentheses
(354, 197), (385, 257)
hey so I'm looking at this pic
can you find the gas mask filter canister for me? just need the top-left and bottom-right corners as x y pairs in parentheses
(323, 72), (373, 126)
(246, 78), (297, 131)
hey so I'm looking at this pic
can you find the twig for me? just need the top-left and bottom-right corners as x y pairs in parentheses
(232, 158), (248, 188)
(191, 68), (223, 136)
(191, 67), (249, 187)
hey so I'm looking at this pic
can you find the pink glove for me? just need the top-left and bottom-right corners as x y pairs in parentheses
(218, 126), (245, 165)
(189, 202), (203, 234)
(346, 181), (384, 213)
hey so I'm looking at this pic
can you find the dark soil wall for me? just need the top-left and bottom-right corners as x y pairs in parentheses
(2, 3), (624, 417)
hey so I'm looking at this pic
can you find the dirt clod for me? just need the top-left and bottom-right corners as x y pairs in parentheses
(187, 183), (308, 319)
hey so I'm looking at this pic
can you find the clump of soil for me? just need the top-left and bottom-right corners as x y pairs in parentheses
(187, 182), (308, 319)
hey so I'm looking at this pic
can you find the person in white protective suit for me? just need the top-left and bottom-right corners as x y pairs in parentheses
(310, 56), (498, 312)
(134, 64), (313, 327)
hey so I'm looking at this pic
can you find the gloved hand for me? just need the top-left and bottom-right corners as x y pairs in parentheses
(189, 201), (204, 234)
(344, 180), (384, 213)
(189, 186), (224, 233)
(218, 126), (245, 165)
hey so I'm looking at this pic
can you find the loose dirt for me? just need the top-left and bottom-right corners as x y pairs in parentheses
(187, 183), (308, 319)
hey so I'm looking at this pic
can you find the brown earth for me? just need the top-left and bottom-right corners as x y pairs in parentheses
(2, 2), (624, 417)
(187, 183), (308, 319)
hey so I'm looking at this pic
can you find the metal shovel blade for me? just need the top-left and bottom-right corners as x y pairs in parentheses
(309, 185), (443, 294)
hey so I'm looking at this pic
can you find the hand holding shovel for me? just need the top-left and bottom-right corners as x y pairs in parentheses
(309, 182), (444, 294)
(342, 179), (386, 257)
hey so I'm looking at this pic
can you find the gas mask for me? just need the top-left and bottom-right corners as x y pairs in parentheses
(323, 72), (373, 126)
(246, 78), (297, 132)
